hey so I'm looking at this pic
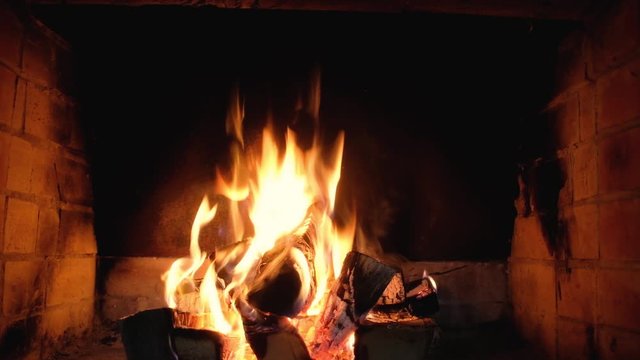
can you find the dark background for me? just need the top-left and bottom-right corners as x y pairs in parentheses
(33, 5), (575, 260)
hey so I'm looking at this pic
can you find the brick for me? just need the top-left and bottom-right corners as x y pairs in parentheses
(57, 157), (92, 205)
(104, 257), (188, 298)
(59, 211), (96, 255)
(102, 295), (165, 322)
(50, 93), (71, 145)
(3, 198), (38, 254)
(557, 267), (596, 322)
(599, 198), (640, 261)
(568, 204), (598, 259)
(556, 31), (587, 91)
(513, 304), (557, 358)
(0, 65), (16, 125)
(67, 103), (84, 151)
(557, 319), (598, 360)
(579, 86), (596, 141)
(55, 46), (76, 96)
(0, 6), (23, 68)
(549, 95), (579, 149)
(36, 207), (59, 255)
(402, 261), (507, 303)
(0, 316), (41, 359)
(598, 127), (640, 193)
(598, 326), (640, 360)
(11, 78), (26, 131)
(23, 28), (55, 86)
(6, 136), (33, 193)
(510, 261), (556, 316)
(47, 257), (95, 307)
(0, 195), (5, 250)
(2, 260), (45, 316)
(598, 269), (640, 330)
(30, 148), (58, 199)
(591, 0), (640, 75)
(0, 132), (9, 190)
(511, 216), (553, 260)
(41, 300), (92, 347)
(25, 83), (70, 144)
(558, 154), (573, 208)
(597, 59), (640, 130)
(24, 83), (51, 140)
(572, 142), (597, 201)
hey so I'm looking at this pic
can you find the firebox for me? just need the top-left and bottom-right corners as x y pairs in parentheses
(1, 0), (639, 359)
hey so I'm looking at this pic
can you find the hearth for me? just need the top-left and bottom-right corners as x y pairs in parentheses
(1, 0), (639, 359)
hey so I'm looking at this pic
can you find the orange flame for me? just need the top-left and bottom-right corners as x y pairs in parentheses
(162, 76), (356, 356)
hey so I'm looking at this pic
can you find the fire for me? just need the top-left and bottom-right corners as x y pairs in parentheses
(162, 77), (355, 357)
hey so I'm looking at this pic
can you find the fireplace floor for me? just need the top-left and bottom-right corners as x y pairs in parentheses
(64, 321), (542, 360)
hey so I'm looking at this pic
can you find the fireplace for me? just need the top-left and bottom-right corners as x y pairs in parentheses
(1, 0), (639, 359)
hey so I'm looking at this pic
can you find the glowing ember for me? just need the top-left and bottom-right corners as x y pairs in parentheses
(162, 76), (355, 359)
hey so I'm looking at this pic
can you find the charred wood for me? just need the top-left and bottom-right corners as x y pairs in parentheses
(238, 300), (311, 360)
(120, 308), (175, 360)
(171, 327), (238, 360)
(120, 308), (236, 360)
(376, 272), (405, 305)
(246, 203), (323, 317)
(310, 251), (399, 359)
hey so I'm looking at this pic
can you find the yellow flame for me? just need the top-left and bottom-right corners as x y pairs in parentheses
(428, 275), (438, 293)
(163, 77), (355, 355)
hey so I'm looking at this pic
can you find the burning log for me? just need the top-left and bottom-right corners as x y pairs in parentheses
(212, 239), (251, 286)
(404, 277), (439, 318)
(376, 272), (405, 305)
(238, 300), (311, 360)
(120, 308), (175, 360)
(310, 251), (399, 359)
(120, 308), (237, 360)
(370, 273), (439, 319)
(246, 203), (323, 317)
(171, 327), (238, 360)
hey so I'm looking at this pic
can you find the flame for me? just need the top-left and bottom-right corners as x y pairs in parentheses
(422, 269), (437, 293)
(346, 332), (356, 358)
(162, 76), (355, 356)
(428, 275), (438, 293)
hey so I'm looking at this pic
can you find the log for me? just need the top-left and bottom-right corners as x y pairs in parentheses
(310, 251), (399, 359)
(238, 300), (311, 360)
(171, 327), (239, 360)
(370, 275), (440, 319)
(246, 203), (323, 317)
(212, 239), (251, 286)
(403, 278), (440, 318)
(120, 308), (175, 360)
(120, 308), (237, 360)
(376, 272), (405, 305)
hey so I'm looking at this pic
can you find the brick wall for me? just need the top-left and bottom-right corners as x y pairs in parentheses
(510, 0), (640, 359)
(0, 2), (96, 358)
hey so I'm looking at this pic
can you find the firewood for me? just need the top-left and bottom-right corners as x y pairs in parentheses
(403, 278), (439, 318)
(310, 251), (399, 359)
(370, 276), (440, 319)
(246, 203), (323, 317)
(376, 272), (405, 305)
(212, 239), (251, 286)
(171, 327), (239, 360)
(121, 308), (176, 360)
(238, 300), (311, 360)
(120, 308), (238, 360)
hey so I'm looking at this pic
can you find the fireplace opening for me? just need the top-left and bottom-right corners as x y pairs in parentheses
(33, 6), (571, 262)
(2, 1), (639, 359)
